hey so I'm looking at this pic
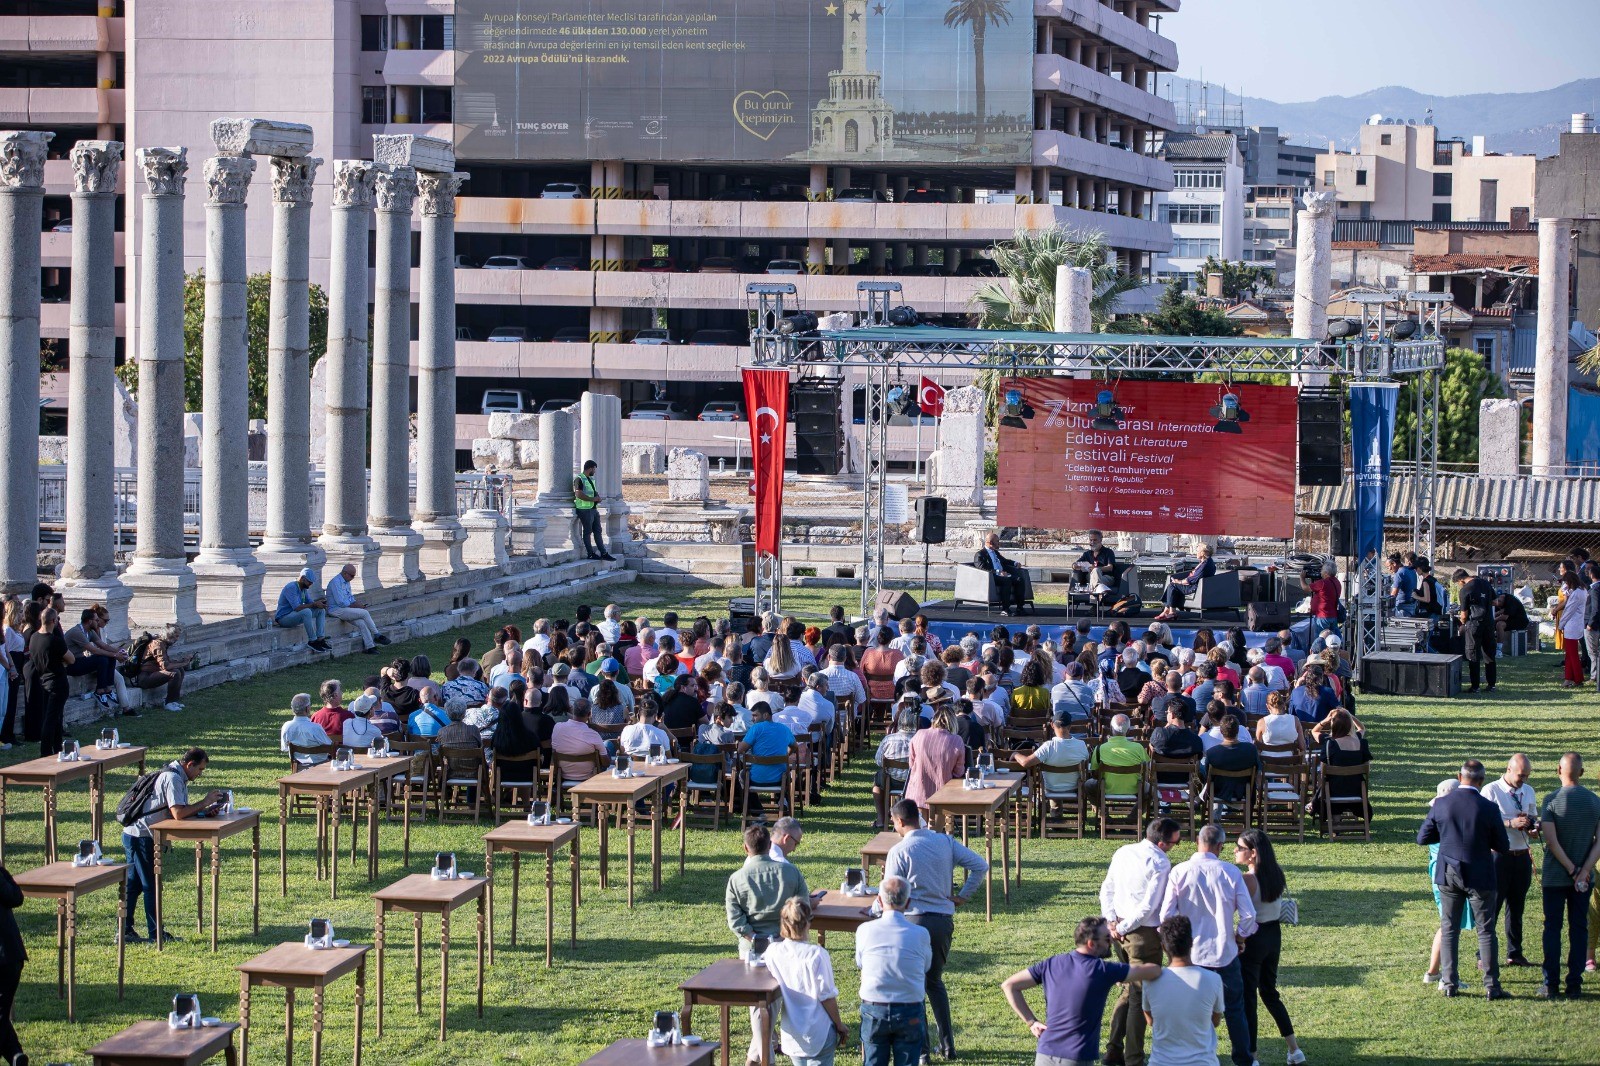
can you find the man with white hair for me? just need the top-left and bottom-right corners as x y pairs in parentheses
(280, 693), (331, 763)
(441, 658), (490, 706)
(597, 604), (622, 645)
(1246, 647), (1288, 691)
(324, 563), (390, 653)
(820, 644), (868, 706)
(1090, 714), (1150, 804)
(856, 874), (932, 1066)
(770, 816), (803, 863)
(523, 619), (551, 657)
(1161, 824), (1258, 1065)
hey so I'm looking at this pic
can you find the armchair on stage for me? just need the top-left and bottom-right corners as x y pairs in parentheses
(1191, 572), (1245, 618)
(954, 565), (1035, 613)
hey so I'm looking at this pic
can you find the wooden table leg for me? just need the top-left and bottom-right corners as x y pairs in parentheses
(719, 1004), (731, 1066)
(439, 908), (450, 1040)
(329, 793), (340, 900)
(194, 841), (203, 938)
(680, 991), (693, 1042)
(569, 838), (579, 945)
(116, 879), (126, 999)
(353, 957), (365, 1066)
(476, 894), (485, 1018)
(678, 778), (688, 876)
(44, 782), (56, 862)
(284, 986), (295, 1066)
(412, 911), (422, 1017)
(351, 788), (361, 870)
(313, 796), (325, 882)
(91, 768), (104, 843)
(279, 787), (289, 898)
(311, 985), (324, 1066)
(366, 783), (378, 882)
(54, 897), (64, 999)
(154, 831), (165, 952)
(999, 810), (1011, 903)
(511, 851), (520, 947)
(210, 839), (221, 950)
(650, 783), (663, 892)
(595, 801), (609, 890)
(239, 974), (252, 1066)
(544, 848), (553, 968)
(252, 822), (261, 935)
(484, 844), (495, 966)
(65, 894), (76, 1021)
(374, 905), (386, 1037)
(625, 800), (636, 908)
(984, 811), (994, 921)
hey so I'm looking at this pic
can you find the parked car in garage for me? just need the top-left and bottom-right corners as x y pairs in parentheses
(835, 187), (888, 203)
(539, 398), (578, 413)
(699, 401), (746, 422)
(541, 182), (588, 199)
(480, 389), (527, 414)
(765, 259), (804, 275)
(698, 256), (740, 274)
(487, 326), (528, 343)
(631, 329), (679, 344)
(542, 256), (584, 271)
(637, 257), (678, 273)
(483, 255), (532, 270)
(629, 401), (689, 420)
(687, 329), (742, 346)
(550, 326), (590, 343)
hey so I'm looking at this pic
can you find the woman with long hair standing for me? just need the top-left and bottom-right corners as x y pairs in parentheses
(31, 607), (73, 756)
(1235, 829), (1305, 1065)
(0, 598), (23, 750)
(1558, 569), (1588, 687)
(17, 602), (43, 745)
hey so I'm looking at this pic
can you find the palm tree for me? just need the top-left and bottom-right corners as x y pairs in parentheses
(944, 0), (1012, 146)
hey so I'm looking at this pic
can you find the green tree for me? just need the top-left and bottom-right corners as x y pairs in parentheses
(943, 0), (1011, 147)
(1109, 280), (1243, 337)
(117, 270), (329, 421)
(1394, 346), (1506, 464)
(1191, 255), (1270, 301)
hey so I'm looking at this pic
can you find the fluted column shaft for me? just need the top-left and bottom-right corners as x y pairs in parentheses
(368, 165), (422, 585)
(415, 171), (468, 575)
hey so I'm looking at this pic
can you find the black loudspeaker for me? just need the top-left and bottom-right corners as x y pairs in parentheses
(728, 597), (757, 634)
(1247, 600), (1291, 632)
(1329, 508), (1356, 557)
(1298, 391), (1343, 486)
(875, 589), (919, 620)
(1359, 651), (1462, 698)
(916, 496), (947, 544)
(793, 385), (843, 476)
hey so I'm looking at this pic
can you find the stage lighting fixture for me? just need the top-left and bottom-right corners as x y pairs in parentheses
(1209, 391), (1251, 434)
(1090, 389), (1124, 431)
(1388, 319), (1418, 340)
(886, 383), (919, 417)
(778, 310), (819, 335)
(886, 304), (921, 327)
(999, 387), (1035, 429)
(1326, 319), (1359, 340)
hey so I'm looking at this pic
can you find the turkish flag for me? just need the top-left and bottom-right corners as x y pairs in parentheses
(919, 377), (946, 416)
(741, 369), (789, 557)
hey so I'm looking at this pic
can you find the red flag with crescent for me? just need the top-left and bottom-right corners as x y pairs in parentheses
(741, 369), (789, 556)
(919, 377), (946, 417)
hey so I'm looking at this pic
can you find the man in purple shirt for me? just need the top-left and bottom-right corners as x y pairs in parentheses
(1160, 824), (1257, 1066)
(1001, 916), (1162, 1066)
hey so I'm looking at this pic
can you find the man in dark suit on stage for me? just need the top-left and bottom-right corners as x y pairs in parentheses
(973, 532), (1028, 615)
(1418, 758), (1512, 1000)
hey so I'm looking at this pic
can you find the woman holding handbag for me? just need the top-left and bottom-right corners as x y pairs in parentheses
(1235, 829), (1305, 1066)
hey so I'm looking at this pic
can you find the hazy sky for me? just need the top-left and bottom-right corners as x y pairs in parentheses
(1167, 0), (1598, 101)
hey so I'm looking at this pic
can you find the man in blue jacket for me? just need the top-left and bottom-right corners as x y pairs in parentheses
(275, 568), (330, 653)
(1417, 758), (1511, 999)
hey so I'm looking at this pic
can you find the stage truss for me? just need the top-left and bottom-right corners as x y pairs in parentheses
(743, 282), (1448, 669)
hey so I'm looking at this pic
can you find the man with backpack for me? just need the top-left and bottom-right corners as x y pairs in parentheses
(118, 748), (225, 944)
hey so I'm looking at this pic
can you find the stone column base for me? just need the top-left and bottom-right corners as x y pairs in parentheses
(461, 509), (510, 568)
(532, 501), (580, 553)
(256, 540), (330, 594)
(417, 519), (467, 577)
(509, 507), (548, 559)
(122, 560), (202, 631)
(318, 534), (383, 593)
(603, 502), (637, 555)
(190, 549), (268, 620)
(371, 527), (424, 587)
(59, 575), (135, 643)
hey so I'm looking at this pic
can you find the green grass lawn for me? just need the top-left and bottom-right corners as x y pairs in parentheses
(6, 581), (1599, 1065)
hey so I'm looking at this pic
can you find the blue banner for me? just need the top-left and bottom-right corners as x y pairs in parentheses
(1348, 382), (1399, 560)
(1567, 387), (1600, 470)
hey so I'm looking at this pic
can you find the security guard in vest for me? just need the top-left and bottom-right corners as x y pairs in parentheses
(573, 459), (614, 561)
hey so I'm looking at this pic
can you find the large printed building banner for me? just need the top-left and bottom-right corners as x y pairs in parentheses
(455, 0), (1033, 164)
(996, 378), (1300, 538)
(1349, 382), (1399, 560)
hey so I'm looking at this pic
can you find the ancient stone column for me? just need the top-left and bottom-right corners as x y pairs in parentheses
(125, 148), (201, 628)
(1532, 217), (1572, 476)
(535, 408), (576, 550)
(60, 140), (132, 638)
(190, 153), (267, 617)
(257, 154), (326, 589)
(0, 130), (51, 595)
(319, 161), (381, 587)
(415, 169), (469, 575)
(1292, 191), (1336, 336)
(580, 392), (631, 554)
(929, 385), (986, 522)
(368, 164), (422, 585)
(1052, 265), (1093, 333)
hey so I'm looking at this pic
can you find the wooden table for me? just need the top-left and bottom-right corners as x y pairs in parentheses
(372, 873), (486, 1041)
(276, 763), (380, 900)
(483, 820), (580, 967)
(568, 762), (688, 908)
(89, 1020), (240, 1066)
(679, 959), (780, 1066)
(580, 1039), (717, 1066)
(859, 831), (901, 880)
(237, 942), (368, 1066)
(808, 889), (876, 948)
(150, 809), (261, 952)
(15, 859), (126, 1020)
(350, 752), (413, 864)
(0, 745), (147, 862)
(925, 771), (1023, 921)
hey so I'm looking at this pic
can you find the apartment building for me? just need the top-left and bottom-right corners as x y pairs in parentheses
(8, 0), (1179, 451)
(1535, 116), (1600, 327)
(1151, 130), (1242, 289)
(1314, 119), (1536, 224)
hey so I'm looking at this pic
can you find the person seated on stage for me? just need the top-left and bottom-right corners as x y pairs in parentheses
(1153, 545), (1215, 623)
(1075, 528), (1117, 589)
(1010, 659), (1052, 718)
(973, 531), (1029, 616)
(1137, 660), (1170, 709)
(1254, 688), (1305, 751)
(1241, 667), (1272, 718)
(1152, 671), (1197, 726)
(1050, 662), (1096, 723)
(1088, 714), (1150, 803)
(1116, 646), (1150, 703)
(1246, 647), (1288, 692)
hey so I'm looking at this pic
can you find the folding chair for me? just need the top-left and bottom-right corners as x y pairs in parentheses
(1320, 762), (1372, 841)
(876, 757), (909, 828)
(1036, 759), (1088, 839)
(438, 744), (488, 822)
(491, 750), (544, 822)
(1146, 755), (1202, 836)
(680, 750), (729, 829)
(738, 753), (794, 828)
(547, 752), (607, 823)
(1258, 744), (1310, 844)
(1095, 766), (1148, 840)
(1203, 766), (1258, 833)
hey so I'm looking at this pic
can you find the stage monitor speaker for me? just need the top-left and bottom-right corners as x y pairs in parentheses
(1298, 392), (1343, 486)
(916, 496), (947, 544)
(791, 385), (840, 416)
(875, 589), (920, 620)
(1247, 600), (1291, 632)
(1329, 508), (1356, 557)
(794, 418), (843, 476)
(1360, 651), (1462, 698)
(728, 597), (757, 634)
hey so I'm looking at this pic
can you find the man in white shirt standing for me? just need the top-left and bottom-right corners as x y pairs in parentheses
(325, 563), (389, 653)
(1160, 824), (1257, 1066)
(1141, 915), (1225, 1066)
(1482, 752), (1538, 967)
(1099, 816), (1181, 1066)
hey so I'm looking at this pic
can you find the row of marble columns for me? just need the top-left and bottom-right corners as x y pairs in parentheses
(0, 123), (483, 639)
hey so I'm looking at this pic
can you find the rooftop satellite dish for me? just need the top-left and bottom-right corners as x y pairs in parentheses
(1368, 113), (1384, 125)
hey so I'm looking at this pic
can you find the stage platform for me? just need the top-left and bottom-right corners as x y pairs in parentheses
(915, 599), (1296, 650)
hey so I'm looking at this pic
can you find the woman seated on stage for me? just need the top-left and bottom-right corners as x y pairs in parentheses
(1154, 544), (1215, 622)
